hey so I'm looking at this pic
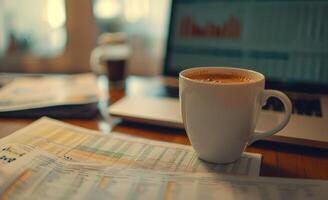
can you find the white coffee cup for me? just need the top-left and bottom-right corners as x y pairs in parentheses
(179, 67), (292, 163)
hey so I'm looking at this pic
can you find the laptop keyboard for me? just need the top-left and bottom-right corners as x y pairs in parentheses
(263, 97), (322, 117)
(163, 86), (179, 98)
(162, 86), (322, 118)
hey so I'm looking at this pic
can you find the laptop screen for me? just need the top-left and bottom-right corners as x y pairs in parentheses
(163, 0), (328, 93)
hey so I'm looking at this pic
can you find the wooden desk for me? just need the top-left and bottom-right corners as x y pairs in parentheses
(0, 76), (327, 181)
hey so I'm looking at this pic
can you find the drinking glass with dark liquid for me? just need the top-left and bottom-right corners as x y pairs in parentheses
(90, 32), (131, 88)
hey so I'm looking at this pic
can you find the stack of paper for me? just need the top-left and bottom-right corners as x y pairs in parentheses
(0, 118), (327, 199)
(0, 118), (261, 176)
(0, 74), (100, 118)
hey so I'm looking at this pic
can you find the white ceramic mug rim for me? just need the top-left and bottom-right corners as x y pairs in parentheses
(179, 67), (265, 86)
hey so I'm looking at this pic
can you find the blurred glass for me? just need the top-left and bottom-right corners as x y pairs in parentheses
(1, 0), (67, 57)
(92, 0), (171, 75)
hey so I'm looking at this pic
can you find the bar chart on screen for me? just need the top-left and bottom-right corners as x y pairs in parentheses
(178, 16), (241, 39)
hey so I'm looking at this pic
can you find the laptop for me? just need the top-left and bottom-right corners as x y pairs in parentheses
(110, 0), (328, 148)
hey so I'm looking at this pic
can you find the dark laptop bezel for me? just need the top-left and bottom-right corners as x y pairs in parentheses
(162, 1), (328, 95)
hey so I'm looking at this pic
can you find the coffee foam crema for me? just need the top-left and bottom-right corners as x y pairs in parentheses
(186, 72), (252, 84)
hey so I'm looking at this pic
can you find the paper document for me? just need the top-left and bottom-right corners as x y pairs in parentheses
(0, 74), (99, 112)
(0, 144), (33, 169)
(0, 117), (261, 176)
(0, 151), (327, 200)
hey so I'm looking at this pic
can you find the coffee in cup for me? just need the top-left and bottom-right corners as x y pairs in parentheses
(185, 73), (251, 84)
(179, 67), (292, 163)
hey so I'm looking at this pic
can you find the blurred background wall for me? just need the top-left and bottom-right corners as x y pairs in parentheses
(0, 0), (171, 75)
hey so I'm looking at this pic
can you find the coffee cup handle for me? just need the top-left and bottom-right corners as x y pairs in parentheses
(249, 90), (292, 144)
